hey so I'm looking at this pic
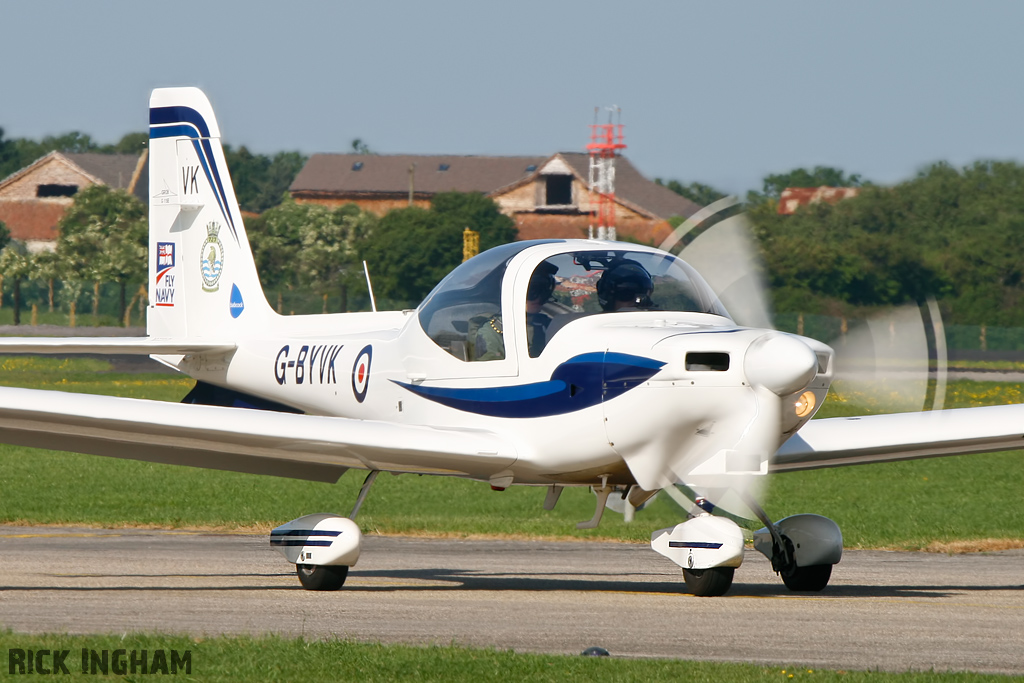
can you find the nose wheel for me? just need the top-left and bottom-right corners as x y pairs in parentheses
(780, 563), (832, 592)
(682, 566), (735, 597)
(296, 563), (349, 591)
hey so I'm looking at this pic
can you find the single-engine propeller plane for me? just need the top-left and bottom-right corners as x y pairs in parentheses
(1, 88), (1023, 596)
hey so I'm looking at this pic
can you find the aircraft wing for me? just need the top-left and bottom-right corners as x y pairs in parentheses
(774, 404), (1024, 472)
(0, 386), (516, 483)
(0, 337), (234, 355)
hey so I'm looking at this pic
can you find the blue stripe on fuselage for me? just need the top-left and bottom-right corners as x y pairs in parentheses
(394, 352), (664, 418)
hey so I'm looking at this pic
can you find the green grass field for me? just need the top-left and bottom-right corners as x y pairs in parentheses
(0, 632), (1012, 682)
(0, 356), (1020, 549)
(1, 358), (1022, 680)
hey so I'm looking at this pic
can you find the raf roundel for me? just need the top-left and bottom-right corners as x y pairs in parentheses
(351, 345), (372, 403)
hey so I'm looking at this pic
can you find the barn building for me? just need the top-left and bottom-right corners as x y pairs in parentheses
(0, 151), (149, 252)
(289, 152), (700, 245)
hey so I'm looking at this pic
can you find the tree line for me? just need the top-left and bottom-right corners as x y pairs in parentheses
(658, 162), (1024, 327)
(7, 126), (1024, 327)
(0, 128), (303, 215)
(0, 186), (515, 324)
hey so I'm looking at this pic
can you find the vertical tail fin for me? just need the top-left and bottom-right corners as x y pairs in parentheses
(147, 87), (274, 339)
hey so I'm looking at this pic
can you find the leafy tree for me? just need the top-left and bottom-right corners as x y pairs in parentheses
(112, 132), (148, 155)
(298, 204), (377, 312)
(749, 160), (1024, 325)
(351, 138), (373, 154)
(360, 206), (447, 306)
(0, 241), (32, 324)
(55, 185), (147, 324)
(0, 220), (11, 253)
(655, 178), (728, 206)
(249, 200), (378, 312)
(751, 166), (865, 204)
(223, 146), (307, 213)
(360, 193), (516, 306)
(431, 191), (517, 251)
(29, 249), (61, 312)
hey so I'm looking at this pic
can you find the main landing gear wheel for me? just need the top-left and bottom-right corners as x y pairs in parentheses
(296, 564), (349, 591)
(781, 563), (831, 592)
(683, 566), (734, 597)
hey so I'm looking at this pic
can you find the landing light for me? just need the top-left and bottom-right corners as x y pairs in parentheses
(794, 390), (816, 418)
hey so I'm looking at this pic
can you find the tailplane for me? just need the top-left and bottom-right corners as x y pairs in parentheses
(147, 87), (275, 339)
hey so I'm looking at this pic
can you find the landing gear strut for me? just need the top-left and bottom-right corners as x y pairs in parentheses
(746, 498), (842, 593)
(270, 470), (380, 591)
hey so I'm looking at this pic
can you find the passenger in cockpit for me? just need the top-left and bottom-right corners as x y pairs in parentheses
(469, 263), (556, 361)
(597, 260), (654, 312)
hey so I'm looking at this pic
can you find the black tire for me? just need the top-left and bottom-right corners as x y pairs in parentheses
(296, 564), (349, 591)
(781, 563), (832, 592)
(682, 566), (734, 597)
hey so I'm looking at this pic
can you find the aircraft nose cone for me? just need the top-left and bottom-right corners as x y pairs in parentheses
(744, 333), (818, 396)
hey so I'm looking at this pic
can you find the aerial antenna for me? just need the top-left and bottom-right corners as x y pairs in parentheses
(587, 106), (626, 241)
(362, 260), (377, 313)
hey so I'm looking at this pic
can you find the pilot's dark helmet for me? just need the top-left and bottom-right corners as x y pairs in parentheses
(597, 260), (654, 311)
(527, 261), (557, 302)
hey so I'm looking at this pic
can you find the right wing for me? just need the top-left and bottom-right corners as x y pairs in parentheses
(0, 386), (516, 483)
(774, 404), (1024, 472)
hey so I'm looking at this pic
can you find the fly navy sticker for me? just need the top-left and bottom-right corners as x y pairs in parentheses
(154, 242), (176, 307)
(200, 222), (225, 292)
(352, 345), (372, 403)
(274, 344), (343, 385)
(229, 283), (244, 318)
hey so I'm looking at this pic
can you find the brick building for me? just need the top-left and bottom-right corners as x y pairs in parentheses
(0, 151), (149, 252)
(289, 152), (700, 245)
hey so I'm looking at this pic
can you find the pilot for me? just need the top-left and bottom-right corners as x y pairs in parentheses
(470, 263), (556, 361)
(597, 260), (654, 312)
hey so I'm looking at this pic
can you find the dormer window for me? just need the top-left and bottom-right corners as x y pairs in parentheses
(438, 163), (450, 171)
(352, 162), (363, 171)
(544, 174), (573, 206)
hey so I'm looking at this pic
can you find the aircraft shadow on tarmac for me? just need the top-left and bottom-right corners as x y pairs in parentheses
(2, 568), (1020, 598)
(336, 567), (1024, 599)
(0, 572), (298, 593)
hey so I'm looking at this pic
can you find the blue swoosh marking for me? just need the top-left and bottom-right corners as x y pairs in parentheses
(149, 124), (202, 140)
(149, 106), (239, 244)
(394, 352), (664, 418)
(150, 105), (211, 137)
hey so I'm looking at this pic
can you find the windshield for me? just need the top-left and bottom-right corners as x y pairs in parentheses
(523, 250), (730, 356)
(417, 241), (559, 361)
(417, 243), (728, 362)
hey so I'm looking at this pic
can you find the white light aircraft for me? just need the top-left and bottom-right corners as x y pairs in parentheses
(2, 88), (1023, 596)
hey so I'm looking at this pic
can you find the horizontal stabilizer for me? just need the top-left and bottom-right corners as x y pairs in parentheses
(0, 337), (235, 355)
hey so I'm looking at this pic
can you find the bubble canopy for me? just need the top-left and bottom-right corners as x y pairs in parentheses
(417, 240), (730, 361)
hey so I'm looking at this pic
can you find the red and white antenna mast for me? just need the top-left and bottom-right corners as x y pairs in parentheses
(587, 106), (626, 240)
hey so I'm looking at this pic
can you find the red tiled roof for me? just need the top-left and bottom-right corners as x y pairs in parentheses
(778, 186), (860, 215)
(292, 154), (545, 196)
(0, 201), (65, 241)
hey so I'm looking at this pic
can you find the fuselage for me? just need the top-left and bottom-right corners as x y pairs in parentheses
(161, 240), (834, 490)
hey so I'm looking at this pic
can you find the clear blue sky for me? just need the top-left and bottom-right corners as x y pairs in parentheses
(3, 1), (1022, 195)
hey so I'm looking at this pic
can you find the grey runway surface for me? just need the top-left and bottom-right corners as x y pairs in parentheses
(1, 526), (1022, 674)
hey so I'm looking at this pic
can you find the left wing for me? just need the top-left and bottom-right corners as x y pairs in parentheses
(0, 386), (516, 482)
(774, 404), (1024, 472)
